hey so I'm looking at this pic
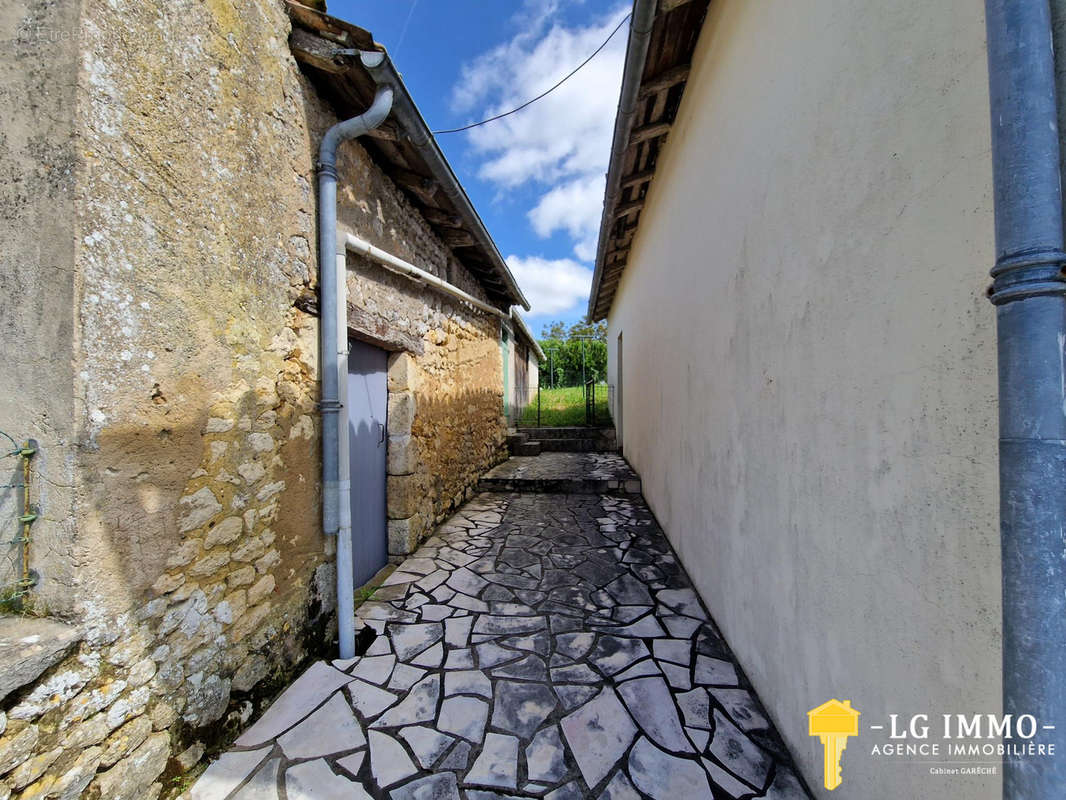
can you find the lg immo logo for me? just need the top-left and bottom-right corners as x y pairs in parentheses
(808, 699), (860, 791)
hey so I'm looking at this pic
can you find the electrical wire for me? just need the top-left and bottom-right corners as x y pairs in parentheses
(432, 12), (632, 135)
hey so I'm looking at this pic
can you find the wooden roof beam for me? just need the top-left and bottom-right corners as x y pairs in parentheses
(613, 198), (645, 218)
(639, 65), (691, 98)
(629, 121), (672, 144)
(620, 168), (656, 190)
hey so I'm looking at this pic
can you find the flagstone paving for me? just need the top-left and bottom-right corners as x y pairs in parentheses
(191, 487), (811, 799)
(478, 452), (642, 495)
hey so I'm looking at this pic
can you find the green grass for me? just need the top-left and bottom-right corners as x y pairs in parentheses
(519, 384), (611, 427)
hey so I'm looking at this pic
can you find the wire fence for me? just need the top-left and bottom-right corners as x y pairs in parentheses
(0, 430), (37, 611)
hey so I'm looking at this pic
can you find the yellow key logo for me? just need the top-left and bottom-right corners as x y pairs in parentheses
(808, 699), (860, 791)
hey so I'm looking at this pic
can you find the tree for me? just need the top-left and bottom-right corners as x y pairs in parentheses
(536, 320), (608, 386)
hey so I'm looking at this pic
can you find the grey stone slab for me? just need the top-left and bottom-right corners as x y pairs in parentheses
(372, 675), (440, 728)
(437, 695), (488, 742)
(415, 570), (449, 592)
(589, 636), (650, 676)
(554, 632), (594, 659)
(389, 772), (461, 800)
(411, 642), (444, 668)
(348, 654), (396, 685)
(617, 677), (692, 754)
(464, 732), (519, 789)
(676, 688), (710, 730)
(661, 662), (692, 690)
(604, 574), (653, 605)
(707, 709), (772, 791)
(550, 663), (600, 684)
(388, 663), (427, 692)
(444, 616), (473, 647)
(399, 725), (455, 769)
(286, 758), (370, 800)
(688, 727), (709, 751)
(525, 725), (568, 784)
(230, 757), (280, 800)
(628, 737), (712, 800)
(420, 604), (453, 622)
(694, 656), (738, 686)
(391, 623), (443, 661)
(491, 654), (548, 681)
(278, 693), (366, 758)
(444, 669), (492, 698)
(438, 740), (471, 771)
(652, 639), (691, 666)
(476, 641), (521, 668)
(236, 663), (351, 746)
(348, 678), (399, 720)
(703, 758), (752, 799)
(192, 747), (270, 800)
(710, 688), (770, 732)
(544, 781), (584, 800)
(446, 567), (489, 596)
(597, 771), (642, 800)
(0, 618), (83, 703)
(559, 687), (638, 789)
(655, 588), (706, 619)
(614, 659), (661, 682)
(491, 681), (557, 738)
(605, 614), (667, 638)
(450, 593), (491, 613)
(444, 648), (474, 669)
(473, 615), (546, 635)
(368, 730), (418, 788)
(335, 751), (365, 778)
(662, 615), (702, 639)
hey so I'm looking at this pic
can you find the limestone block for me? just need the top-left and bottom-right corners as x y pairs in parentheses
(151, 572), (184, 596)
(91, 731), (170, 800)
(166, 539), (201, 569)
(9, 745), (60, 790)
(388, 391), (416, 434)
(387, 352), (418, 392)
(227, 565), (256, 588)
(232, 655), (269, 693)
(99, 715), (152, 768)
(188, 549), (230, 578)
(178, 488), (222, 533)
(0, 725), (38, 774)
(248, 574), (276, 605)
(205, 517), (244, 549)
(387, 474), (422, 519)
(388, 516), (424, 557)
(387, 434), (419, 476)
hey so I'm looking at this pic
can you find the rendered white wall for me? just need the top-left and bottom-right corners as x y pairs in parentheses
(606, 1), (1000, 797)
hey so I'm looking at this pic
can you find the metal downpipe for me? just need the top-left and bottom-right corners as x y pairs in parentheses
(984, 1), (1066, 794)
(318, 61), (394, 659)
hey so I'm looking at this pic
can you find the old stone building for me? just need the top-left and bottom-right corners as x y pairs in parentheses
(0, 0), (528, 796)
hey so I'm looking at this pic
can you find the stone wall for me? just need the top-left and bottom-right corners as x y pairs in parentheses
(335, 137), (508, 557)
(0, 0), (509, 797)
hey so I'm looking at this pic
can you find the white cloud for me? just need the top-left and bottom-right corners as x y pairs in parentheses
(505, 255), (593, 316)
(453, 4), (628, 263)
(528, 173), (606, 262)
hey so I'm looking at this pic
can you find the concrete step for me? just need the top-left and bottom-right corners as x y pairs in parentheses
(505, 432), (529, 456)
(513, 441), (542, 456)
(518, 426), (614, 440)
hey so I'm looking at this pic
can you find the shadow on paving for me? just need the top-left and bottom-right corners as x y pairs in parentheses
(191, 483), (813, 799)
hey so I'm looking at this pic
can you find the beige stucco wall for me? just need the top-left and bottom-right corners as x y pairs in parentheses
(606, 1), (1000, 798)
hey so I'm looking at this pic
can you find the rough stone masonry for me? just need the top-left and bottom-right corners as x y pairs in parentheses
(0, 0), (511, 797)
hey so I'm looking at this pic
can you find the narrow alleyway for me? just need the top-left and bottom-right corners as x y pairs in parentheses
(191, 454), (811, 800)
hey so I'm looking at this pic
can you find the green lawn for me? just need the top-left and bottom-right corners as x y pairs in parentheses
(519, 384), (611, 427)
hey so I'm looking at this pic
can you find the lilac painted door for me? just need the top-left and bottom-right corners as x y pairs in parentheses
(347, 340), (388, 587)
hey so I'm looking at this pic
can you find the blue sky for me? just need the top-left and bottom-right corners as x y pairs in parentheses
(329, 0), (630, 335)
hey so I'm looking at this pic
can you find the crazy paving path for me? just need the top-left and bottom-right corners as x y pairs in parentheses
(192, 489), (812, 800)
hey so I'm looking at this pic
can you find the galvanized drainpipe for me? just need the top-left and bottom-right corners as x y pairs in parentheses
(319, 55), (394, 660)
(984, 1), (1066, 794)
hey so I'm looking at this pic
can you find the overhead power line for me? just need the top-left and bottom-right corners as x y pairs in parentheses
(432, 12), (632, 135)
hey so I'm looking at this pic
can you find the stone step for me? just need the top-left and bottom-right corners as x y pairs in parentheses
(517, 426), (615, 440)
(537, 437), (615, 453)
(513, 441), (542, 456)
(478, 453), (641, 497)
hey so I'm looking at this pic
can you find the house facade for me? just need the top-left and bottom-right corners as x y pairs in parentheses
(0, 0), (524, 796)
(589, 1), (1025, 798)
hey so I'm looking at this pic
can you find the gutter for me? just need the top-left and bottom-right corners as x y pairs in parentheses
(510, 309), (546, 362)
(345, 234), (509, 320)
(983, 0), (1066, 794)
(318, 52), (394, 660)
(358, 53), (530, 312)
(586, 0), (657, 321)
